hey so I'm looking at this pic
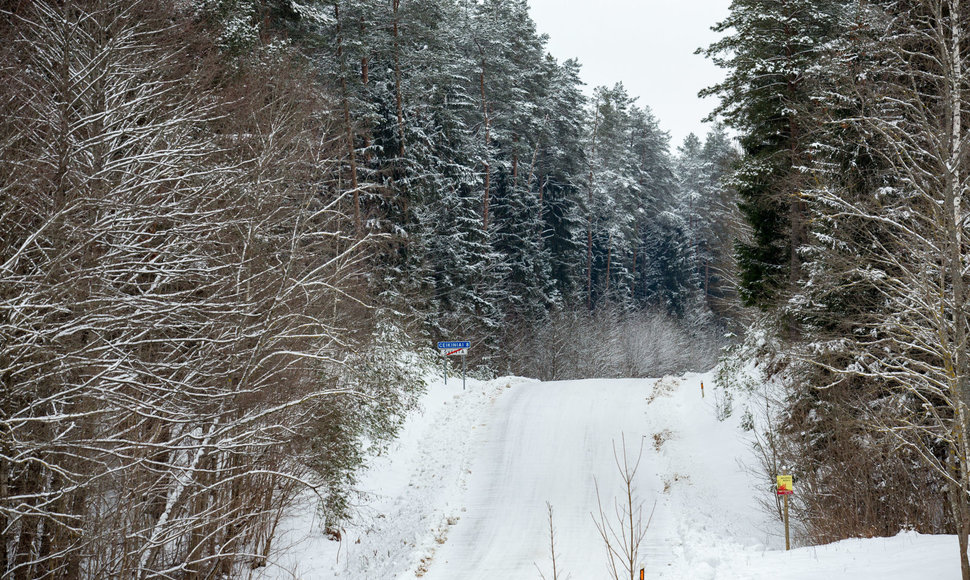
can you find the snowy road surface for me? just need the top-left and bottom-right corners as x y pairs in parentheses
(260, 372), (964, 579)
(422, 379), (678, 578)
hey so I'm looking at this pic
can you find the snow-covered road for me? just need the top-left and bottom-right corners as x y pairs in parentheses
(260, 371), (964, 580)
(423, 379), (673, 579)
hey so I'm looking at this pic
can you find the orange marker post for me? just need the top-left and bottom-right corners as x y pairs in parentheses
(700, 381), (704, 398)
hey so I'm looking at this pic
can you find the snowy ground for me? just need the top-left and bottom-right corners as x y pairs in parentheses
(256, 370), (963, 579)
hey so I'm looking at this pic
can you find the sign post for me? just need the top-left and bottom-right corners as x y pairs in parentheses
(776, 474), (794, 551)
(437, 341), (470, 389)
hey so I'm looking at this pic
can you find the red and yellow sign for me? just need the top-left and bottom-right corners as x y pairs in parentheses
(776, 475), (794, 496)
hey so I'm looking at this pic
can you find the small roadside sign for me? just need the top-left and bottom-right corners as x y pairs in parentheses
(437, 340), (470, 390)
(776, 474), (793, 551)
(776, 475), (794, 496)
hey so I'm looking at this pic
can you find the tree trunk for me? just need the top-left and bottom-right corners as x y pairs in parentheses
(605, 232), (612, 299)
(512, 133), (519, 191)
(36, 473), (57, 579)
(479, 50), (491, 230)
(0, 409), (9, 575)
(783, 16), (805, 291)
(526, 117), (545, 189)
(392, 0), (405, 157)
(632, 213), (639, 296)
(705, 262), (710, 297)
(946, 0), (968, 436)
(962, 515), (970, 580)
(359, 15), (371, 162)
(537, 177), (546, 246)
(360, 16), (368, 86)
(334, 2), (361, 235)
(13, 463), (41, 580)
(945, 3), (970, 577)
(586, 177), (593, 310)
(951, 460), (970, 580)
(65, 489), (85, 578)
(587, 99), (600, 310)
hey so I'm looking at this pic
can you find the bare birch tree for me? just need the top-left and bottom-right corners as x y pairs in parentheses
(0, 1), (398, 577)
(803, 1), (970, 576)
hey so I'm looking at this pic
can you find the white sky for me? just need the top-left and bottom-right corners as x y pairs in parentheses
(526, 0), (732, 149)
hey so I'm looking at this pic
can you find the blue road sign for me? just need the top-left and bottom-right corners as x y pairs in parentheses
(437, 341), (470, 349)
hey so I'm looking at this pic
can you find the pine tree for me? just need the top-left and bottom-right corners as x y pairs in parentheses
(534, 57), (588, 307)
(673, 126), (741, 324)
(701, 0), (843, 310)
(584, 84), (641, 307)
(628, 105), (681, 311)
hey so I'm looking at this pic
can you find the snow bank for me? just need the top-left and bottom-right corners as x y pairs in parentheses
(255, 375), (535, 579)
(258, 368), (964, 580)
(669, 530), (960, 579)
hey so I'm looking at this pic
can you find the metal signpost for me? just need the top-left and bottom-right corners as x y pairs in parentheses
(437, 341), (470, 390)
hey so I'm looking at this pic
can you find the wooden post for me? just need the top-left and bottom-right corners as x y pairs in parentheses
(784, 493), (790, 551)
(462, 355), (466, 391)
(777, 474), (793, 551)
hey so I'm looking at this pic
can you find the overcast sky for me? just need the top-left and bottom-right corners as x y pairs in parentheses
(526, 0), (732, 149)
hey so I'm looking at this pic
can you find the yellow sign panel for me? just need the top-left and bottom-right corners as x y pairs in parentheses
(777, 475), (794, 495)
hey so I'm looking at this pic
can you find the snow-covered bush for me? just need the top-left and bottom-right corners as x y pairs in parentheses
(503, 305), (724, 380)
